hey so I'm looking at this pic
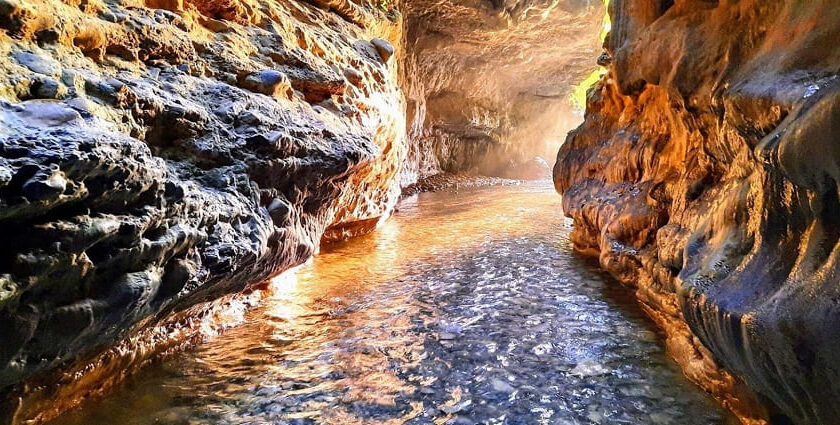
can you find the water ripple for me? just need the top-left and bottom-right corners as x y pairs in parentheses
(50, 183), (737, 425)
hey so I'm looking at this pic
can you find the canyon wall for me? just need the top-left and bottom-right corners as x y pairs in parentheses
(555, 1), (840, 424)
(0, 0), (607, 422)
(0, 0), (405, 421)
(401, 0), (603, 181)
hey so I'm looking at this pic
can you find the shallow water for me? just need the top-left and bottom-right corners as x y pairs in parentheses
(50, 182), (737, 425)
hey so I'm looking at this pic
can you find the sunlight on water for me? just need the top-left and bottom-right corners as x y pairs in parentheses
(49, 182), (737, 425)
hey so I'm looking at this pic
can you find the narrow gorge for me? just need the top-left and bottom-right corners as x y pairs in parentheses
(0, 0), (838, 424)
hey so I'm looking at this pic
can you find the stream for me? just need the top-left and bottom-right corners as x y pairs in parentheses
(49, 182), (737, 425)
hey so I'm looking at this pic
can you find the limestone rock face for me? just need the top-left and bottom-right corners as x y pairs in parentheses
(402, 0), (604, 182)
(0, 0), (404, 416)
(555, 1), (840, 423)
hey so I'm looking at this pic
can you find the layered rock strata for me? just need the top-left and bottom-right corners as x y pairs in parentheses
(555, 1), (840, 424)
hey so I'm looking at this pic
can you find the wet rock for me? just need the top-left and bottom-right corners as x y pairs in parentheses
(440, 400), (471, 414)
(267, 198), (291, 227)
(596, 52), (611, 67)
(446, 417), (474, 425)
(401, 173), (519, 197)
(13, 100), (81, 126)
(29, 77), (64, 99)
(401, 0), (604, 181)
(159, 259), (195, 298)
(555, 1), (840, 423)
(489, 378), (515, 394)
(1, 0), (612, 423)
(20, 166), (66, 202)
(282, 64), (345, 104)
(370, 38), (394, 63)
(343, 68), (364, 87)
(12, 51), (60, 76)
(0, 1), (406, 422)
(438, 332), (457, 341)
(238, 70), (293, 98)
(570, 359), (609, 377)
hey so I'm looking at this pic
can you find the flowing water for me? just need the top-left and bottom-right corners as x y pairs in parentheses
(50, 182), (737, 425)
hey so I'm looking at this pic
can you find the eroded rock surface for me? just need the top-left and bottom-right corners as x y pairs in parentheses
(402, 0), (604, 181)
(0, 0), (404, 420)
(556, 1), (840, 424)
(0, 0), (609, 422)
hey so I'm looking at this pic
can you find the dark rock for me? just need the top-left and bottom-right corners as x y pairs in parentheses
(266, 197), (291, 226)
(29, 77), (64, 99)
(238, 69), (292, 98)
(20, 166), (66, 201)
(596, 52), (611, 67)
(12, 51), (59, 76)
(370, 38), (394, 63)
(0, 2), (407, 422)
(159, 259), (194, 298)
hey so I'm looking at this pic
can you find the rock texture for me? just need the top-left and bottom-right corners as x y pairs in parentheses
(0, 0), (404, 420)
(0, 0), (609, 422)
(401, 0), (604, 182)
(555, 1), (840, 424)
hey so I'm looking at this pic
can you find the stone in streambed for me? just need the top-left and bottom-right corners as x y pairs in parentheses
(489, 378), (515, 393)
(570, 359), (610, 377)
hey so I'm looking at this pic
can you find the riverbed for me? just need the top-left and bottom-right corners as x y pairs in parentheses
(49, 182), (737, 425)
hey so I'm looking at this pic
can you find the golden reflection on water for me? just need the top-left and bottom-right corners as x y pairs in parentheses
(269, 182), (564, 315)
(242, 184), (553, 425)
(250, 185), (563, 424)
(49, 182), (738, 425)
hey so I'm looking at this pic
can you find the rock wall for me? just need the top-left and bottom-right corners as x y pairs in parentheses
(0, 0), (404, 420)
(555, 1), (840, 424)
(401, 0), (604, 182)
(0, 0), (610, 422)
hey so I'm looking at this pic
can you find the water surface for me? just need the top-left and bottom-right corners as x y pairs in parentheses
(51, 182), (737, 425)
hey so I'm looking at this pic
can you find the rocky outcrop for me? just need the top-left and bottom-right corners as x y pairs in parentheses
(555, 1), (840, 424)
(0, 0), (404, 421)
(401, 0), (604, 182)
